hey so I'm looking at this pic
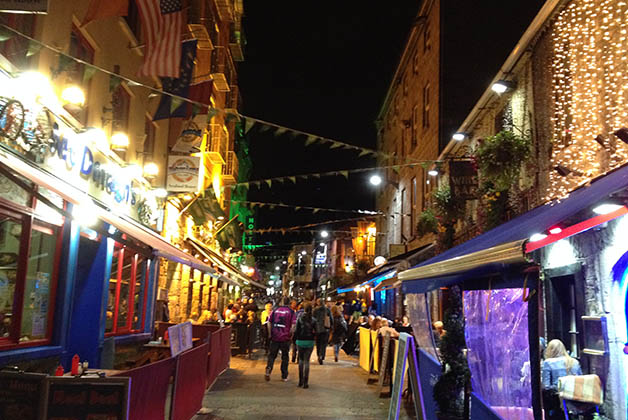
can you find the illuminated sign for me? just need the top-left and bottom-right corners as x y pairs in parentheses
(167, 155), (201, 192)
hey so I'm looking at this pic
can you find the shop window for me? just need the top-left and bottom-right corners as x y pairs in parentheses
(106, 245), (149, 335)
(545, 273), (585, 359)
(0, 171), (31, 208)
(0, 212), (61, 347)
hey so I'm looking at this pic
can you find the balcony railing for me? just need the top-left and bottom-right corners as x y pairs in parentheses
(207, 124), (227, 164)
(225, 85), (239, 112)
(214, 0), (233, 21)
(210, 47), (230, 92)
(229, 21), (244, 61)
(221, 151), (239, 184)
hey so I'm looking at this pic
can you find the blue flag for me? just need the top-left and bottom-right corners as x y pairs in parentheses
(153, 39), (197, 121)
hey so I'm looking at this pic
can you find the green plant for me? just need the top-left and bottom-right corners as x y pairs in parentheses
(433, 285), (470, 419)
(473, 130), (531, 191)
(432, 185), (464, 250)
(416, 208), (438, 236)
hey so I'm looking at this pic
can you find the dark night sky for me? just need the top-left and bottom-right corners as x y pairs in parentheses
(238, 1), (546, 252)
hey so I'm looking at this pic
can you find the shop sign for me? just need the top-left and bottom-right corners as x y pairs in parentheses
(449, 159), (478, 200)
(167, 155), (200, 192)
(171, 115), (204, 154)
(0, 0), (48, 13)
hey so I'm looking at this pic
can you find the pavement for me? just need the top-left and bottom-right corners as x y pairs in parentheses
(192, 346), (416, 420)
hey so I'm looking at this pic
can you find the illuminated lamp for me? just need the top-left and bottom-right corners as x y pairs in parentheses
(61, 85), (86, 106)
(125, 164), (142, 179)
(321, 230), (329, 238)
(72, 201), (99, 228)
(143, 162), (159, 179)
(613, 127), (628, 144)
(549, 226), (563, 235)
(301, 251), (306, 255)
(111, 132), (129, 151)
(491, 80), (515, 94)
(529, 233), (548, 242)
(452, 132), (466, 141)
(593, 203), (624, 215)
(15, 71), (56, 107)
(153, 188), (167, 198)
(374, 256), (387, 266)
(85, 127), (109, 151)
(369, 175), (382, 186)
(428, 169), (439, 177)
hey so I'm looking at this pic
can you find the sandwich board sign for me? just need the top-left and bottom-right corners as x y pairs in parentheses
(388, 333), (425, 420)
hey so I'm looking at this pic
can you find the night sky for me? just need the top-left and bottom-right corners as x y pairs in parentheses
(238, 1), (546, 254)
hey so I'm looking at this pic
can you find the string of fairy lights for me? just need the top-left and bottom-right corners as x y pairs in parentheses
(549, 0), (628, 199)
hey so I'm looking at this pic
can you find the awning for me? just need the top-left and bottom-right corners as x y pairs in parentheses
(186, 237), (267, 290)
(400, 162), (628, 293)
(0, 146), (215, 274)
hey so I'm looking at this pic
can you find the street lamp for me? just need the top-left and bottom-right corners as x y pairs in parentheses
(369, 175), (382, 186)
(321, 230), (329, 238)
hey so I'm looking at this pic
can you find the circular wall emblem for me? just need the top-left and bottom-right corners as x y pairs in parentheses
(171, 158), (197, 183)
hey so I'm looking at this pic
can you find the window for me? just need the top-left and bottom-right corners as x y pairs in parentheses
(111, 84), (131, 160)
(403, 74), (408, 96)
(144, 116), (156, 161)
(423, 84), (430, 129)
(123, 0), (141, 41)
(412, 104), (418, 148)
(0, 184), (62, 348)
(413, 49), (419, 74)
(68, 26), (95, 125)
(0, 14), (36, 69)
(424, 25), (431, 53)
(106, 245), (150, 335)
(411, 177), (417, 236)
(400, 188), (406, 241)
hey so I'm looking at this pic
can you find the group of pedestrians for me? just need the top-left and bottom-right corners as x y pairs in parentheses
(264, 296), (347, 388)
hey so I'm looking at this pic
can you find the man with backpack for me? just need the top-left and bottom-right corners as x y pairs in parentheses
(265, 296), (296, 382)
(313, 298), (332, 364)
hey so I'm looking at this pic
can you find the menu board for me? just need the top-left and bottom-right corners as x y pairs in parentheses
(45, 377), (129, 420)
(388, 333), (424, 420)
(0, 371), (47, 420)
(168, 322), (194, 357)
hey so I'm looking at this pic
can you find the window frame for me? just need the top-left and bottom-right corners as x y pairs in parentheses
(412, 104), (418, 148)
(68, 25), (95, 125)
(105, 244), (150, 337)
(0, 205), (63, 350)
(423, 84), (430, 129)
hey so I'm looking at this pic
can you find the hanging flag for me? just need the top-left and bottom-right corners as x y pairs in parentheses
(330, 141), (343, 149)
(137, 0), (184, 78)
(305, 136), (318, 146)
(358, 149), (371, 157)
(153, 39), (197, 121)
(82, 0), (128, 26)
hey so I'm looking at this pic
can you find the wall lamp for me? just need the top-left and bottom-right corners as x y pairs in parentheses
(613, 127), (628, 144)
(554, 165), (583, 177)
(491, 80), (515, 94)
(452, 132), (466, 141)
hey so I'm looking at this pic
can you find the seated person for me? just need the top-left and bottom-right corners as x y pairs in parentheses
(541, 339), (582, 420)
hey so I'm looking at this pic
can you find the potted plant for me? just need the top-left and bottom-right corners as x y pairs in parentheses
(416, 208), (438, 237)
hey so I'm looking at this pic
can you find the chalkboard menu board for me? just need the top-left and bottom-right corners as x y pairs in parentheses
(45, 377), (129, 420)
(388, 333), (424, 420)
(0, 371), (47, 420)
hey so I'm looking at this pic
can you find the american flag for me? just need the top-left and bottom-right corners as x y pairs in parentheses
(136, 0), (184, 78)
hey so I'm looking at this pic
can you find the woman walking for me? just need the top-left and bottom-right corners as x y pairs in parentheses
(295, 301), (316, 388)
(330, 305), (347, 362)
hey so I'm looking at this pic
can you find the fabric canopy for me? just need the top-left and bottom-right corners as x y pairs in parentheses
(0, 146), (215, 273)
(400, 162), (628, 293)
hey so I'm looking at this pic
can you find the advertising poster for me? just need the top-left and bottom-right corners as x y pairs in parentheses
(166, 155), (200, 192)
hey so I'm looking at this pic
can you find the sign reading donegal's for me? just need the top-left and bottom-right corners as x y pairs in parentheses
(0, 0), (48, 13)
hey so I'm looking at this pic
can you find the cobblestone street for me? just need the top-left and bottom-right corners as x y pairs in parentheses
(193, 347), (415, 420)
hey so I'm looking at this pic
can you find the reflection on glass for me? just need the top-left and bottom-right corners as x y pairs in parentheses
(0, 217), (21, 339)
(116, 250), (134, 329)
(0, 172), (31, 207)
(20, 227), (55, 340)
(106, 249), (120, 333)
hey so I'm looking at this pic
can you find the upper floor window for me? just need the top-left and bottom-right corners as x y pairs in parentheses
(111, 84), (131, 159)
(412, 104), (419, 148)
(424, 25), (432, 53)
(423, 84), (430, 129)
(123, 0), (142, 41)
(68, 25), (95, 124)
(144, 115), (156, 161)
(0, 14), (36, 69)
(413, 49), (419, 74)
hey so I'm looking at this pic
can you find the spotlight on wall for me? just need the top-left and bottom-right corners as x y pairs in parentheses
(428, 169), (439, 177)
(491, 80), (515, 94)
(613, 127), (628, 144)
(452, 132), (466, 141)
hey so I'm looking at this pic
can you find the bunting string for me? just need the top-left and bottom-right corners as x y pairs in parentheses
(0, 23), (442, 166)
(247, 215), (383, 235)
(232, 200), (381, 215)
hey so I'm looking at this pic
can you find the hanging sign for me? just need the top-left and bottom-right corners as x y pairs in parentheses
(0, 0), (48, 13)
(167, 155), (201, 192)
(449, 159), (478, 200)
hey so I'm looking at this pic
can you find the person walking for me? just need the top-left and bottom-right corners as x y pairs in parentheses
(291, 300), (302, 363)
(295, 301), (316, 388)
(330, 305), (348, 362)
(313, 298), (332, 364)
(265, 297), (295, 382)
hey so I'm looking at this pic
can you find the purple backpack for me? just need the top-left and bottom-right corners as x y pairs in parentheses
(270, 306), (294, 342)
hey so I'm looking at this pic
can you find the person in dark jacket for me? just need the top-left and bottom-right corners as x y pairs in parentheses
(313, 298), (332, 364)
(265, 296), (296, 382)
(295, 301), (316, 388)
(330, 304), (347, 362)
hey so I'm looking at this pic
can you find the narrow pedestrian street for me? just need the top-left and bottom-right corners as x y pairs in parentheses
(193, 347), (414, 420)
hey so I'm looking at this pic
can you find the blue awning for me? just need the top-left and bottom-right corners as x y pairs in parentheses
(336, 268), (397, 294)
(400, 163), (628, 293)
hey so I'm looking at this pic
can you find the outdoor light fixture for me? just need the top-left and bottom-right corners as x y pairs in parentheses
(428, 169), (439, 177)
(369, 174), (382, 186)
(613, 127), (628, 144)
(85, 127), (110, 151)
(72, 201), (99, 228)
(491, 80), (515, 94)
(593, 203), (624, 215)
(111, 132), (129, 151)
(452, 132), (466, 141)
(320, 242), (325, 246)
(143, 162), (159, 178)
(321, 230), (329, 238)
(554, 165), (583, 177)
(275, 266), (280, 270)
(61, 85), (86, 106)
(16, 71), (56, 107)
(183, 194), (192, 201)
(529, 233), (548, 242)
(301, 250), (307, 255)
(125, 164), (142, 179)
(153, 188), (168, 198)
(217, 216), (225, 220)
(549, 226), (563, 235)
(282, 261), (287, 264)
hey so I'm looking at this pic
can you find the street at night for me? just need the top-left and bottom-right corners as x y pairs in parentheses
(0, 1), (626, 420)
